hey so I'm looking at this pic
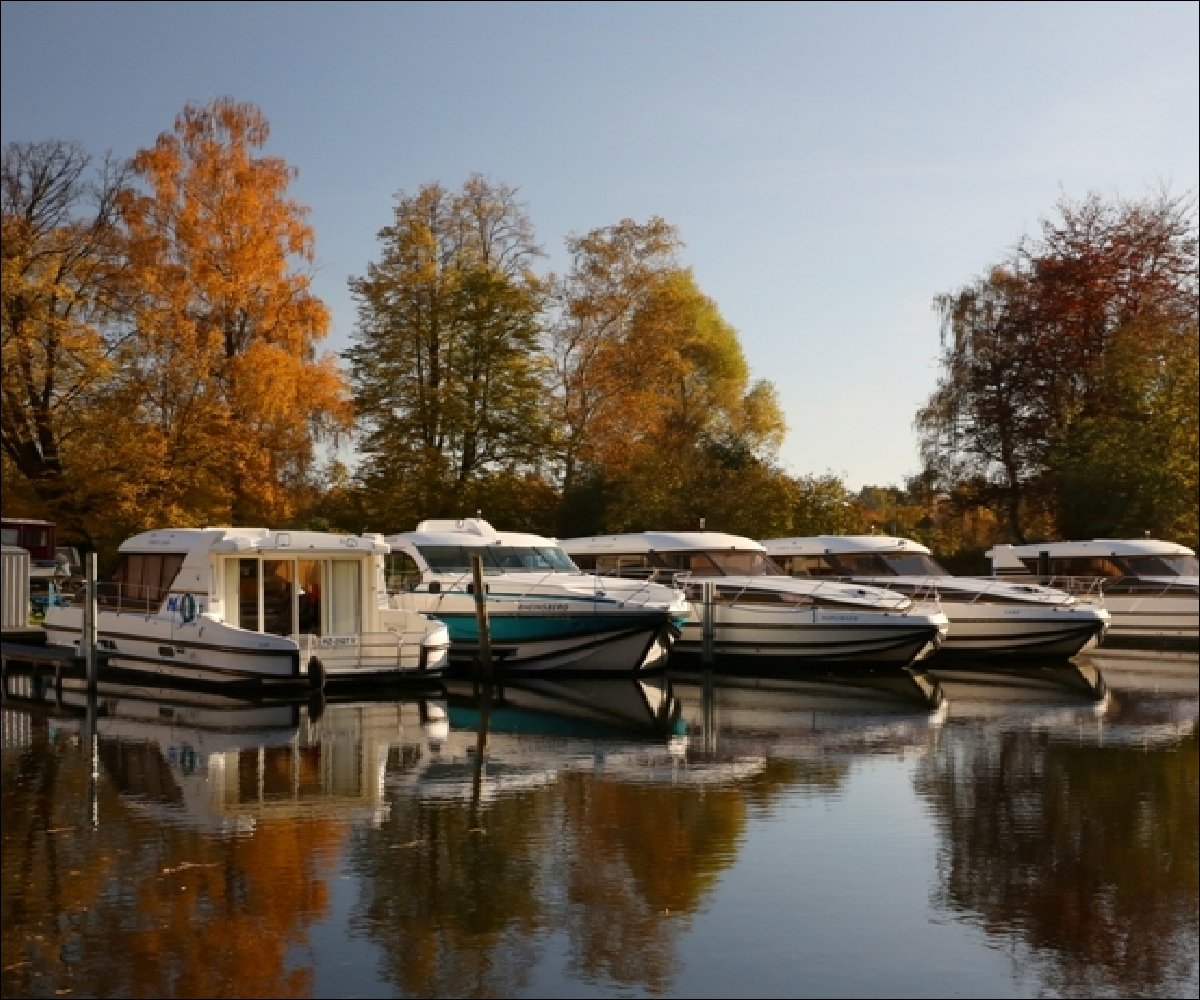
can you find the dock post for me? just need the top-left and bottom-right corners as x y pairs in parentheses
(470, 554), (494, 681)
(83, 552), (98, 691)
(701, 581), (715, 665)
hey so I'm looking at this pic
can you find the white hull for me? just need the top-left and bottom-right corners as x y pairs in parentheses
(1094, 594), (1198, 651)
(671, 605), (944, 667)
(42, 607), (448, 691)
(933, 602), (1109, 658)
(441, 617), (676, 675)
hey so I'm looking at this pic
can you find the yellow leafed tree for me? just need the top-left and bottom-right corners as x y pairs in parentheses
(114, 97), (351, 529)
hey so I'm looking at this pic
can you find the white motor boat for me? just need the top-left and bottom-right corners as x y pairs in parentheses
(384, 519), (691, 675)
(986, 538), (1199, 651)
(41, 527), (452, 692)
(761, 534), (1111, 659)
(558, 530), (949, 668)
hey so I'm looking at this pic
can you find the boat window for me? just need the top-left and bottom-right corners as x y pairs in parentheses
(878, 552), (949, 576)
(297, 559), (321, 634)
(828, 553), (892, 575)
(232, 558), (260, 630)
(263, 559), (296, 636)
(415, 543), (578, 574)
(535, 546), (579, 572)
(1117, 553), (1199, 576)
(387, 551), (423, 592)
(109, 552), (187, 609)
(777, 554), (833, 577)
(1031, 556), (1124, 578)
(703, 549), (779, 577)
(490, 545), (579, 572)
(416, 545), (474, 573)
(576, 553), (657, 578)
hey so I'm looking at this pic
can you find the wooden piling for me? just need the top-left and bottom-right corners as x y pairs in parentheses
(470, 553), (494, 681)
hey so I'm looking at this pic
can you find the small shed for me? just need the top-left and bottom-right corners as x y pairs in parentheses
(2, 545), (31, 630)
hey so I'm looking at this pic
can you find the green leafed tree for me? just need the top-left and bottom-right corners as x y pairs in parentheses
(916, 189), (1198, 544)
(346, 175), (555, 531)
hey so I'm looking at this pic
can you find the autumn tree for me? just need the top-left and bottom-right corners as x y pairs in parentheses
(548, 218), (786, 534)
(115, 97), (350, 531)
(916, 189), (1198, 543)
(346, 175), (553, 531)
(916, 265), (1046, 539)
(1, 140), (133, 547)
(547, 217), (682, 496)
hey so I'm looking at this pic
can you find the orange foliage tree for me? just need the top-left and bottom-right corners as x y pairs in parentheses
(114, 97), (351, 530)
(1, 141), (132, 546)
(548, 218), (786, 534)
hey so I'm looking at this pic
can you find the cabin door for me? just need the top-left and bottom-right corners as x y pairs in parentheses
(297, 559), (321, 635)
(327, 559), (361, 636)
(263, 559), (296, 636)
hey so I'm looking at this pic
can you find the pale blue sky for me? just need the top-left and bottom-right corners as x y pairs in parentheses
(3, 1), (1197, 490)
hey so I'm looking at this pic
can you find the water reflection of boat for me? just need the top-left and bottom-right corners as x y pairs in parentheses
(411, 676), (775, 798)
(668, 666), (948, 759)
(928, 661), (1111, 722)
(1069, 647), (1198, 745)
(444, 675), (685, 738)
(4, 675), (448, 829)
(1074, 647), (1198, 695)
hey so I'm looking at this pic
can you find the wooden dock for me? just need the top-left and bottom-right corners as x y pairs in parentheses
(1, 627), (93, 696)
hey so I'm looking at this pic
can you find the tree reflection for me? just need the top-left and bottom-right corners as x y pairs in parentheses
(914, 726), (1199, 997)
(347, 746), (803, 997)
(1, 721), (345, 999)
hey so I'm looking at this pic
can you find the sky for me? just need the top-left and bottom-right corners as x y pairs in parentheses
(3, 1), (1197, 492)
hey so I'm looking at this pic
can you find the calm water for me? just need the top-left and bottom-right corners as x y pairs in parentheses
(1, 648), (1196, 1000)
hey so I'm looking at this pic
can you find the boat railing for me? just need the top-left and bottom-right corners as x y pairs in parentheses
(999, 575), (1115, 603)
(294, 631), (413, 672)
(93, 580), (168, 614)
(411, 568), (683, 608)
(1047, 575), (1196, 599)
(784, 576), (942, 612)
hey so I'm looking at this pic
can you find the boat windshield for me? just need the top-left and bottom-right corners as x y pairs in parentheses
(1115, 553), (1200, 577)
(652, 548), (780, 577)
(417, 544), (579, 574)
(848, 552), (950, 577)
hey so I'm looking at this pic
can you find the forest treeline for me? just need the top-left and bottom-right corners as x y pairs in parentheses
(2, 98), (1197, 570)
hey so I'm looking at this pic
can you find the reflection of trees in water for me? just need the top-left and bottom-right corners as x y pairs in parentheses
(0, 723), (342, 999)
(350, 787), (556, 997)
(351, 754), (804, 997)
(913, 727), (1199, 997)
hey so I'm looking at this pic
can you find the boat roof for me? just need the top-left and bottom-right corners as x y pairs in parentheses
(987, 538), (1195, 558)
(117, 527), (390, 555)
(761, 535), (932, 556)
(388, 518), (558, 549)
(559, 531), (765, 554)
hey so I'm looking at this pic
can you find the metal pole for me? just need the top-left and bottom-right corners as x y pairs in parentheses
(470, 553), (493, 681)
(701, 580), (714, 665)
(84, 551), (98, 691)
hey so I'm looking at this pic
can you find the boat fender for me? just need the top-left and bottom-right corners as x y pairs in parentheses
(181, 593), (197, 623)
(308, 655), (326, 691)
